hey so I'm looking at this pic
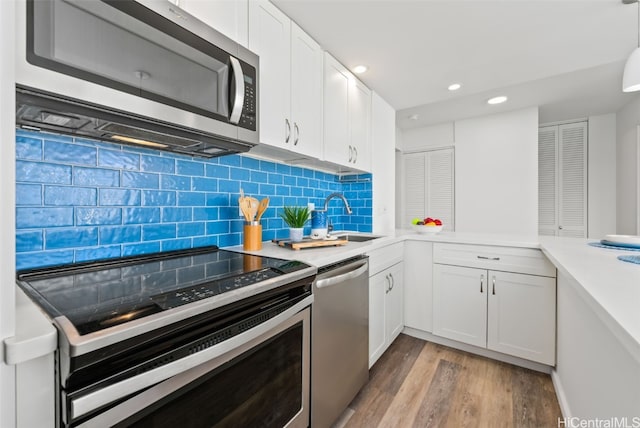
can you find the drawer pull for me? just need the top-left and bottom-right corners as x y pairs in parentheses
(477, 256), (500, 261)
(492, 276), (496, 295)
(480, 274), (484, 293)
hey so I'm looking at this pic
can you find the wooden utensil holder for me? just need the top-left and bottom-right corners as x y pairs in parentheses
(243, 221), (262, 251)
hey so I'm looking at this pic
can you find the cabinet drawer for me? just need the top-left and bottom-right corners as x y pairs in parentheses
(433, 243), (556, 277)
(367, 242), (403, 276)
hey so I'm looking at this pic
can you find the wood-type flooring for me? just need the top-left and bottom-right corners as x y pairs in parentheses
(338, 334), (562, 428)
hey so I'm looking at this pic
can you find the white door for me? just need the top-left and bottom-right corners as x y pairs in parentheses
(248, 0), (291, 149)
(175, 0), (248, 46)
(349, 78), (371, 171)
(403, 149), (455, 230)
(290, 23), (322, 159)
(558, 122), (588, 238)
(385, 263), (404, 343)
(538, 122), (587, 237)
(368, 269), (387, 367)
(323, 53), (350, 166)
(433, 264), (487, 348)
(487, 270), (556, 365)
(538, 125), (558, 236)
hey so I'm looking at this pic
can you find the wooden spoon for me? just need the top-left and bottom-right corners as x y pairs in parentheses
(256, 198), (269, 222)
(247, 197), (259, 221)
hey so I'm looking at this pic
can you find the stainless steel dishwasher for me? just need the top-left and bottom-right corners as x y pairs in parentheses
(312, 256), (369, 428)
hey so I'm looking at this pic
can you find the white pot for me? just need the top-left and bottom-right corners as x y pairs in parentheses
(289, 227), (304, 242)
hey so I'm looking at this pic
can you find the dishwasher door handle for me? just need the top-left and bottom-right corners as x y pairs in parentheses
(315, 260), (368, 289)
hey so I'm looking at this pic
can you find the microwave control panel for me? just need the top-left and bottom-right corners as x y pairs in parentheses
(239, 63), (257, 131)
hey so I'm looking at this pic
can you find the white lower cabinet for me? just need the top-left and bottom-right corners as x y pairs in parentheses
(433, 243), (556, 365)
(369, 262), (403, 367)
(368, 243), (404, 367)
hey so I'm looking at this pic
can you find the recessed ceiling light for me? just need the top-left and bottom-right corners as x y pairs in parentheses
(353, 65), (368, 74)
(408, 114), (419, 121)
(487, 96), (508, 105)
(448, 83), (462, 91)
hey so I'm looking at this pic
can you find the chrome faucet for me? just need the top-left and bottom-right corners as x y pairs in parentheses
(323, 192), (353, 214)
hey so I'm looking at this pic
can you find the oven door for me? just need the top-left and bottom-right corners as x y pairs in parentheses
(69, 302), (311, 428)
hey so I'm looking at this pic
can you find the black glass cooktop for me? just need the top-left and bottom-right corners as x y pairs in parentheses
(16, 246), (309, 335)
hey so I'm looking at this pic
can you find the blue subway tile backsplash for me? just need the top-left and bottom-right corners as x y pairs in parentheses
(15, 129), (373, 270)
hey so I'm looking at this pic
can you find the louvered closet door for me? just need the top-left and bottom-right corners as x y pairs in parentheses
(404, 153), (426, 226)
(538, 126), (558, 236)
(427, 149), (455, 230)
(558, 122), (587, 238)
(403, 149), (454, 230)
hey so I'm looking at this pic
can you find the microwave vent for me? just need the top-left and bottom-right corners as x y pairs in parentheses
(98, 123), (202, 148)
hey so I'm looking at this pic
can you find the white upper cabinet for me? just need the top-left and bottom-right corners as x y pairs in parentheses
(248, 1), (323, 158)
(323, 53), (372, 172)
(172, 0), (249, 47)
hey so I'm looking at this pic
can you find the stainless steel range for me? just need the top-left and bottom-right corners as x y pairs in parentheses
(16, 246), (316, 428)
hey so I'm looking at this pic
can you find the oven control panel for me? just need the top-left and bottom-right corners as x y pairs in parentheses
(151, 268), (280, 310)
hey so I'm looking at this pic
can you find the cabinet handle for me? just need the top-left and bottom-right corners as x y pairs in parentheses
(293, 122), (299, 145)
(285, 119), (291, 143)
(385, 274), (391, 293)
(480, 274), (484, 293)
(348, 145), (353, 162)
(477, 255), (500, 261)
(354, 146), (358, 163)
(558, 226), (563, 230)
(389, 273), (394, 290)
(492, 276), (496, 295)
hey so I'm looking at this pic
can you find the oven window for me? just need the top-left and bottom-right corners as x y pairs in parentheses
(119, 323), (304, 428)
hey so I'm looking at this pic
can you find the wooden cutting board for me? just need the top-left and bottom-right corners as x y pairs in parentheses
(272, 238), (348, 250)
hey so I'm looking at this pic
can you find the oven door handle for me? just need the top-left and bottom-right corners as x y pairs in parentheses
(70, 295), (313, 422)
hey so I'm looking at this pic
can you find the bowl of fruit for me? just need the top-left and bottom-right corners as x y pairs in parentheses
(411, 217), (443, 234)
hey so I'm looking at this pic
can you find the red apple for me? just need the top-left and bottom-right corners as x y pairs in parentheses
(434, 219), (442, 226)
(424, 217), (434, 224)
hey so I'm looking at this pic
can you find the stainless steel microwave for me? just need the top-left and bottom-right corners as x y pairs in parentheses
(15, 0), (259, 158)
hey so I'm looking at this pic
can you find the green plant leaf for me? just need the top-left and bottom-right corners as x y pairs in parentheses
(279, 206), (310, 228)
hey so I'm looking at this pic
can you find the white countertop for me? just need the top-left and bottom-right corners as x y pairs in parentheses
(226, 229), (640, 360)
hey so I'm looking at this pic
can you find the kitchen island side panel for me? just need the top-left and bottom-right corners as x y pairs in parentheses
(554, 271), (640, 420)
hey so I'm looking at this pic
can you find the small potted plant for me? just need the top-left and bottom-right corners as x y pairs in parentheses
(280, 206), (310, 242)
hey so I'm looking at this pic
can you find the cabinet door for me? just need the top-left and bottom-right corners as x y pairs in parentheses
(433, 264), (487, 348)
(290, 23), (323, 159)
(558, 122), (587, 238)
(248, 0), (291, 149)
(487, 270), (556, 365)
(323, 53), (350, 166)
(369, 269), (388, 367)
(538, 125), (558, 236)
(403, 241), (433, 332)
(175, 0), (248, 47)
(349, 78), (371, 171)
(385, 262), (404, 344)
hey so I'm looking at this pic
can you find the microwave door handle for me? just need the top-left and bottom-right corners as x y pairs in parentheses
(229, 56), (245, 124)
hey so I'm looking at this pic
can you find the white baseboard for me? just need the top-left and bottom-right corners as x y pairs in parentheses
(402, 327), (553, 374)
(551, 369), (571, 419)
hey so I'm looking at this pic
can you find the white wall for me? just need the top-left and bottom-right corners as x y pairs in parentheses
(1, 2), (16, 427)
(616, 95), (640, 235)
(587, 114), (616, 238)
(371, 92), (396, 235)
(398, 122), (454, 152)
(455, 107), (538, 235)
(395, 128), (404, 229)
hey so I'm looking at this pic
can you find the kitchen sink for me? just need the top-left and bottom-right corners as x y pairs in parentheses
(333, 234), (381, 242)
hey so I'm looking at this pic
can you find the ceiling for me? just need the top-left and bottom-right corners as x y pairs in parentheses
(272, 0), (640, 129)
